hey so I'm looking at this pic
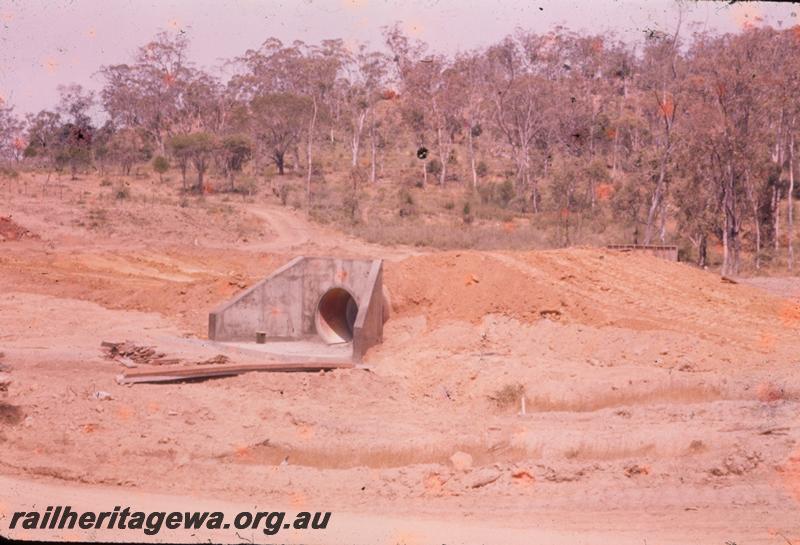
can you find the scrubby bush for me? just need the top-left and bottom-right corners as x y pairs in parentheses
(152, 155), (169, 182)
(113, 182), (130, 200)
(426, 158), (443, 176)
(398, 188), (416, 217)
(0, 166), (19, 179)
(478, 179), (515, 208)
(462, 201), (473, 224)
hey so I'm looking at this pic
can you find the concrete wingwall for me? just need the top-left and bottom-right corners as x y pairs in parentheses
(208, 256), (384, 362)
(353, 260), (384, 361)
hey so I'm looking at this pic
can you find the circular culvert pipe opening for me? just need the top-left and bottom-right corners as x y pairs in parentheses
(315, 288), (359, 344)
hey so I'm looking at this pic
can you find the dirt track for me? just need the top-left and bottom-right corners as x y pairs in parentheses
(2, 174), (800, 544)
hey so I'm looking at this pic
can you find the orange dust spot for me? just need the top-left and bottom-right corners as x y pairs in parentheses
(757, 331), (776, 352)
(289, 491), (307, 509)
(423, 472), (447, 495)
(605, 127), (617, 140)
(779, 447), (800, 506)
(595, 183), (614, 201)
(115, 405), (134, 421)
(731, 2), (762, 30)
(503, 221), (516, 233)
(511, 470), (535, 485)
(402, 19), (424, 37)
(295, 423), (315, 440)
(778, 301), (800, 327)
(715, 81), (727, 99)
(389, 530), (421, 545)
(464, 273), (480, 286)
(270, 307), (283, 316)
(86, 27), (96, 39)
(146, 401), (160, 415)
(657, 93), (674, 120)
(42, 58), (59, 74)
(82, 423), (98, 434)
(234, 445), (253, 460)
(755, 382), (784, 403)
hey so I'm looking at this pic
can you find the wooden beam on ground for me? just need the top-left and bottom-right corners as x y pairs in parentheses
(117, 361), (355, 385)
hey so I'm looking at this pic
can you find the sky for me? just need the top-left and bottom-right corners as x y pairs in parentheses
(0, 0), (797, 116)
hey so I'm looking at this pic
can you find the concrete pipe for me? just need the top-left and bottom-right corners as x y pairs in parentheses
(315, 287), (359, 344)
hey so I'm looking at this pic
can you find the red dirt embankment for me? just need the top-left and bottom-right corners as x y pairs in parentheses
(385, 248), (800, 350)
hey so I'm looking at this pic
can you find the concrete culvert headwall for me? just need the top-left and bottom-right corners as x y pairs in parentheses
(208, 256), (384, 362)
(316, 287), (359, 344)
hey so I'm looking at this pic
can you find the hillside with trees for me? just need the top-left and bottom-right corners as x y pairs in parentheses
(2, 22), (800, 275)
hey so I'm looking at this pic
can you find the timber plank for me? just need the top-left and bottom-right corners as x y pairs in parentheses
(117, 361), (355, 384)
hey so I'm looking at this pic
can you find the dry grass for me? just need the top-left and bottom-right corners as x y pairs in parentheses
(488, 383), (526, 410)
(524, 382), (726, 413)
(524, 380), (800, 414)
(228, 439), (540, 469)
(351, 219), (555, 250)
(562, 441), (656, 462)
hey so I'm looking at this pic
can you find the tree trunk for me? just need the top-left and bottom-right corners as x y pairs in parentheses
(722, 160), (740, 277)
(292, 147), (300, 173)
(745, 171), (760, 270)
(275, 152), (285, 175)
(722, 208), (730, 276)
(436, 125), (447, 186)
(752, 192), (761, 270)
(772, 113), (785, 252)
(467, 123), (477, 189)
(196, 166), (205, 194)
(698, 232), (707, 268)
(644, 150), (669, 245)
(306, 96), (318, 211)
(369, 119), (377, 184)
(351, 109), (366, 168)
(773, 185), (781, 251)
(789, 132), (795, 271)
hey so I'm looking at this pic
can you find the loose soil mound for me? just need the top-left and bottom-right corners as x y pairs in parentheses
(0, 216), (39, 242)
(385, 248), (799, 349)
